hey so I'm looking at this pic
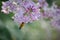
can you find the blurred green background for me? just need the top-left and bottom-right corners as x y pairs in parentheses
(0, 0), (60, 40)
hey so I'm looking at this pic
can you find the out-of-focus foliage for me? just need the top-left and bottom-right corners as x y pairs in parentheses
(0, 0), (60, 40)
(55, 0), (60, 7)
(46, 0), (53, 6)
(0, 20), (12, 40)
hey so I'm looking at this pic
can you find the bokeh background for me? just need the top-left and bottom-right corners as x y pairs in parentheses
(0, 0), (60, 40)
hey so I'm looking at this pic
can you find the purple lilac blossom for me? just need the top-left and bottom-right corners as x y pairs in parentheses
(49, 2), (60, 17)
(52, 8), (60, 17)
(37, 0), (48, 8)
(1, 0), (49, 24)
(40, 7), (54, 19)
(40, 2), (60, 19)
(50, 15), (60, 30)
(1, 1), (18, 14)
(13, 0), (40, 24)
(49, 3), (60, 29)
(2, 0), (60, 27)
(9, 0), (23, 5)
(1, 1), (12, 14)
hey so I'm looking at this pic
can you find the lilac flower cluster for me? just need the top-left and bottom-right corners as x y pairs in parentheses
(40, 2), (60, 29)
(50, 7), (60, 29)
(51, 15), (60, 30)
(1, 0), (60, 29)
(1, 1), (18, 14)
(1, 0), (41, 24)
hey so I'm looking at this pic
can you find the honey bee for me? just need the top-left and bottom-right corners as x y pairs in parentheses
(19, 22), (25, 29)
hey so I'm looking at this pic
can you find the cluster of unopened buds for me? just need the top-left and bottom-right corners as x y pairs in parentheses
(1, 0), (60, 29)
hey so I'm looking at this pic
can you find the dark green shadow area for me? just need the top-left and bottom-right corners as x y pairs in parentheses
(0, 21), (12, 40)
(0, 0), (13, 40)
(46, 0), (53, 7)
